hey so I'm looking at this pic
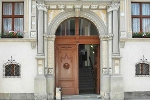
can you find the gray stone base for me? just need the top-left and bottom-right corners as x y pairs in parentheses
(0, 93), (34, 100)
(125, 91), (150, 100)
(47, 93), (54, 100)
(34, 93), (47, 100)
(110, 92), (124, 100)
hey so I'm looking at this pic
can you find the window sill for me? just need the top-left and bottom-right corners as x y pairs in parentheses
(0, 37), (36, 42)
(3, 76), (21, 78)
(135, 75), (150, 77)
(1, 36), (23, 38)
(120, 37), (150, 42)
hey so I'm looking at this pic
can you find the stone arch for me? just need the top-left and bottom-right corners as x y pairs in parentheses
(48, 10), (107, 36)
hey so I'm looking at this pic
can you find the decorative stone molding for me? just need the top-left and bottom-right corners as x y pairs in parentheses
(66, 5), (74, 9)
(114, 59), (120, 74)
(31, 42), (36, 49)
(37, 3), (49, 12)
(91, 5), (99, 9)
(101, 40), (108, 69)
(120, 41), (125, 48)
(107, 2), (120, 12)
(48, 10), (107, 36)
(47, 35), (55, 75)
(46, 2), (110, 10)
(38, 60), (43, 75)
(58, 5), (65, 9)
(100, 35), (113, 41)
(74, 5), (81, 9)
(92, 10), (106, 26)
(120, 31), (127, 38)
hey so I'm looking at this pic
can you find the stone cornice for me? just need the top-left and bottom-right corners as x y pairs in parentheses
(45, 1), (111, 10)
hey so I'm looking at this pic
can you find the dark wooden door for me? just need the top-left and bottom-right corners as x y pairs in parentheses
(55, 44), (78, 95)
(94, 45), (100, 94)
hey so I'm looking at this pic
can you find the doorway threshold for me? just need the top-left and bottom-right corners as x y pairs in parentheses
(62, 94), (101, 100)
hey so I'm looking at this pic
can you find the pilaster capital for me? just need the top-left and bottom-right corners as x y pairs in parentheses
(107, 3), (120, 12)
(37, 3), (49, 12)
(47, 35), (56, 41)
(100, 34), (113, 41)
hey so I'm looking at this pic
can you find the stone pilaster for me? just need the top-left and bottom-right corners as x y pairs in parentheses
(107, 2), (124, 100)
(30, 0), (37, 38)
(46, 35), (55, 100)
(34, 56), (47, 100)
(100, 35), (110, 99)
(34, 2), (48, 100)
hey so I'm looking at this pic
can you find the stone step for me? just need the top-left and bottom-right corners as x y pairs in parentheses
(62, 94), (101, 100)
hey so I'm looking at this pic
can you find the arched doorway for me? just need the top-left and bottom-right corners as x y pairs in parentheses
(55, 17), (100, 95)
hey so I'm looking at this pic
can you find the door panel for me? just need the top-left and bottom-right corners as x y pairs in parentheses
(94, 45), (100, 94)
(55, 44), (77, 95)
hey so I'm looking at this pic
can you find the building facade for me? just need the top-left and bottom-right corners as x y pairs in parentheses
(0, 0), (150, 100)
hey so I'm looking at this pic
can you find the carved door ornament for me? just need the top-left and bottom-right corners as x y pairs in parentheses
(63, 63), (70, 69)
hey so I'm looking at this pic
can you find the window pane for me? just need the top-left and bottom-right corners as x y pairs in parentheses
(14, 65), (20, 76)
(3, 3), (12, 15)
(143, 64), (149, 75)
(56, 18), (75, 36)
(136, 64), (141, 75)
(5, 64), (13, 76)
(142, 4), (150, 15)
(132, 18), (140, 32)
(14, 3), (24, 15)
(79, 18), (98, 36)
(14, 18), (23, 33)
(142, 18), (150, 32)
(3, 18), (12, 34)
(131, 3), (140, 15)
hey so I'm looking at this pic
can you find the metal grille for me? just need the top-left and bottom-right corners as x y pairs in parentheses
(3, 56), (21, 78)
(5, 64), (20, 76)
(136, 63), (149, 75)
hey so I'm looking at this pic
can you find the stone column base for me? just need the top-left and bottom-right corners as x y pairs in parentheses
(110, 76), (124, 100)
(34, 93), (47, 100)
(46, 75), (55, 100)
(110, 92), (124, 100)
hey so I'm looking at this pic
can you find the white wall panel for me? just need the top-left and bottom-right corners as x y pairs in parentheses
(0, 42), (37, 93)
(120, 40), (150, 92)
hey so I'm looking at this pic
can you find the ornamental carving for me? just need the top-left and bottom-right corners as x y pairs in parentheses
(61, 54), (73, 62)
(107, 2), (120, 12)
(37, 3), (48, 11)
(63, 63), (70, 69)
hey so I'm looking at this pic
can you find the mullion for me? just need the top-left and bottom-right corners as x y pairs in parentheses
(12, 3), (15, 31)
(140, 3), (142, 32)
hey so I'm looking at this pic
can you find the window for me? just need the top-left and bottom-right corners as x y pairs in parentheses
(56, 18), (98, 36)
(3, 56), (21, 78)
(132, 3), (150, 32)
(5, 64), (20, 76)
(131, 3), (150, 38)
(2, 2), (24, 37)
(136, 63), (149, 76)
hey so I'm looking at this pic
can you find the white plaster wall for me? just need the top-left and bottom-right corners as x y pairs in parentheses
(120, 40), (150, 92)
(0, 42), (37, 93)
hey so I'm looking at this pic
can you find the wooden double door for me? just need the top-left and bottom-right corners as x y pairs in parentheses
(55, 18), (100, 95)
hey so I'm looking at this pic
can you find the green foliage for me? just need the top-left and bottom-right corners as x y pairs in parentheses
(0, 31), (24, 38)
(132, 32), (150, 38)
